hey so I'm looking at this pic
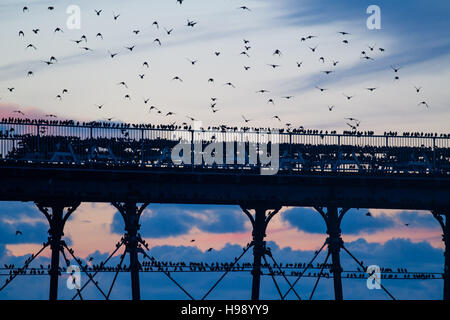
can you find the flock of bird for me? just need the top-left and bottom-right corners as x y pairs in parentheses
(0, 1), (433, 133)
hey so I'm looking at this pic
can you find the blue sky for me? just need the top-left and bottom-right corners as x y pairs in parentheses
(0, 0), (449, 299)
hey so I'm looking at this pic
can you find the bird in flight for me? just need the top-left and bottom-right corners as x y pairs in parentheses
(256, 89), (270, 94)
(95, 9), (102, 16)
(95, 104), (104, 109)
(224, 82), (236, 88)
(172, 76), (183, 82)
(153, 39), (162, 46)
(113, 12), (120, 20)
(315, 86), (327, 92)
(242, 115), (252, 123)
(338, 31), (351, 35)
(238, 6), (251, 11)
(273, 115), (281, 122)
(366, 87), (378, 92)
(414, 86), (422, 93)
(328, 105), (335, 111)
(343, 94), (355, 100)
(164, 27), (174, 35)
(187, 19), (197, 27)
(108, 50), (118, 58)
(118, 81), (128, 88)
(187, 58), (198, 65)
(26, 44), (37, 50)
(391, 65), (401, 73)
(309, 46), (318, 52)
(152, 21), (159, 29)
(322, 70), (333, 75)
(267, 64), (280, 69)
(125, 45), (135, 51)
(13, 110), (25, 116)
(418, 101), (429, 108)
(15, 230), (22, 236)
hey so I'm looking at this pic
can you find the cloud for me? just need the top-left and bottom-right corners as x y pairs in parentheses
(281, 208), (439, 236)
(111, 204), (248, 238)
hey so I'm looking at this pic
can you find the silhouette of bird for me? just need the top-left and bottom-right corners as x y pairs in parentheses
(338, 31), (351, 35)
(153, 39), (162, 46)
(328, 105), (335, 111)
(113, 12), (120, 20)
(15, 230), (22, 235)
(366, 87), (378, 92)
(95, 9), (102, 16)
(108, 50), (118, 58)
(172, 76), (183, 82)
(316, 86), (327, 92)
(238, 6), (251, 11)
(26, 44), (37, 50)
(187, 19), (197, 27)
(224, 82), (235, 88)
(125, 45), (135, 51)
(418, 101), (429, 108)
(187, 59), (198, 65)
(391, 66), (401, 73)
(242, 115), (251, 123)
(54, 27), (63, 33)
(273, 115), (281, 122)
(118, 81), (128, 88)
(19, 31), (25, 37)
(96, 33), (103, 39)
(164, 27), (174, 35)
(309, 46), (318, 52)
(267, 64), (280, 69)
(343, 94), (355, 100)
(365, 211), (372, 217)
(207, 248), (214, 252)
(23, 6), (29, 13)
(414, 86), (422, 93)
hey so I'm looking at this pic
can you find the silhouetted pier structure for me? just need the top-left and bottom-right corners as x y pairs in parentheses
(0, 119), (449, 300)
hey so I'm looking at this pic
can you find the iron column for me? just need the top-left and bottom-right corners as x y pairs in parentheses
(251, 207), (266, 300)
(326, 206), (344, 300)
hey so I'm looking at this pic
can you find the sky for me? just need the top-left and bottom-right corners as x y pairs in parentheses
(0, 0), (449, 300)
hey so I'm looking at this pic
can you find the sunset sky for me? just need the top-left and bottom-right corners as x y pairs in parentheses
(0, 0), (449, 300)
